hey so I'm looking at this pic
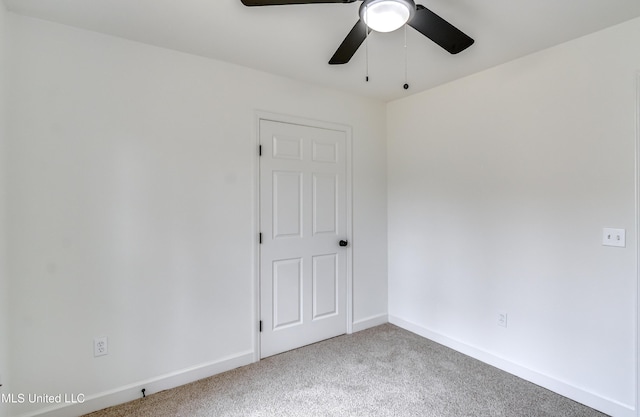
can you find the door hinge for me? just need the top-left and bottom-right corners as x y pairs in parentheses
(259, 320), (263, 332)
(259, 233), (262, 244)
(259, 145), (262, 156)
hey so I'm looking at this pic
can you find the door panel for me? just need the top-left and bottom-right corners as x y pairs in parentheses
(313, 174), (337, 235)
(260, 119), (348, 358)
(312, 140), (338, 163)
(273, 135), (303, 160)
(273, 258), (303, 329)
(312, 254), (337, 319)
(273, 171), (302, 239)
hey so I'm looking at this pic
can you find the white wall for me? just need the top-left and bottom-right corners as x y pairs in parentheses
(388, 17), (640, 417)
(5, 13), (387, 416)
(11, 5), (639, 417)
(0, 2), (9, 417)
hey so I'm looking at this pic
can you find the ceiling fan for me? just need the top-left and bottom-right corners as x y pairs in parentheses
(240, 0), (474, 65)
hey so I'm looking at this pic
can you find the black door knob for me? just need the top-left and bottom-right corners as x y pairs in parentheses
(339, 240), (348, 247)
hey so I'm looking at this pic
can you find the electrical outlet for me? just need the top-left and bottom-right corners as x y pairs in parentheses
(94, 336), (108, 357)
(497, 312), (508, 328)
(602, 228), (625, 247)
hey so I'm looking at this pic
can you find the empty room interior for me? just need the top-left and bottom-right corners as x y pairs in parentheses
(0, 0), (639, 416)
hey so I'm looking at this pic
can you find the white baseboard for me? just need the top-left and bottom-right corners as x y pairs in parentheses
(18, 318), (635, 417)
(388, 315), (636, 417)
(19, 351), (254, 417)
(352, 313), (388, 333)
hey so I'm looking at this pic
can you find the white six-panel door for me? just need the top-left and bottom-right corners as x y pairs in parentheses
(259, 119), (348, 358)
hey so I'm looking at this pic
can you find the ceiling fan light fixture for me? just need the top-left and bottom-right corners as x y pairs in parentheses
(360, 0), (415, 33)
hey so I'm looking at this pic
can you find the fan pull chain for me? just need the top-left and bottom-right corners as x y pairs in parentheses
(365, 5), (369, 82)
(403, 24), (409, 90)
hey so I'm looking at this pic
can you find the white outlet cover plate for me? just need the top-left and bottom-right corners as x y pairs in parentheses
(94, 336), (108, 357)
(497, 311), (508, 328)
(602, 228), (625, 247)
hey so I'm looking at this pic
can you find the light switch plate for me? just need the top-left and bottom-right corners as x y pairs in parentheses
(602, 228), (625, 247)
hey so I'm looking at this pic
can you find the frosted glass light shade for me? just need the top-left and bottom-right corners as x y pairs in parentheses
(360, 0), (415, 33)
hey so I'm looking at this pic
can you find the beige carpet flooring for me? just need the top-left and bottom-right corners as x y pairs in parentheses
(84, 324), (609, 417)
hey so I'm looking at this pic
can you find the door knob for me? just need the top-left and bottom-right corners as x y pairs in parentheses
(339, 240), (348, 247)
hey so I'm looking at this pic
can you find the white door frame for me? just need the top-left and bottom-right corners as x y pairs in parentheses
(252, 111), (353, 362)
(635, 72), (640, 417)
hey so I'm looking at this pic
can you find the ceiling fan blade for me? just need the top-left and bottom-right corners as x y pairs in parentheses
(241, 0), (355, 6)
(408, 5), (474, 54)
(329, 19), (371, 65)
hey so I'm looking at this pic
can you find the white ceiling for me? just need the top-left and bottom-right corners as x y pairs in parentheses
(4, 0), (640, 102)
